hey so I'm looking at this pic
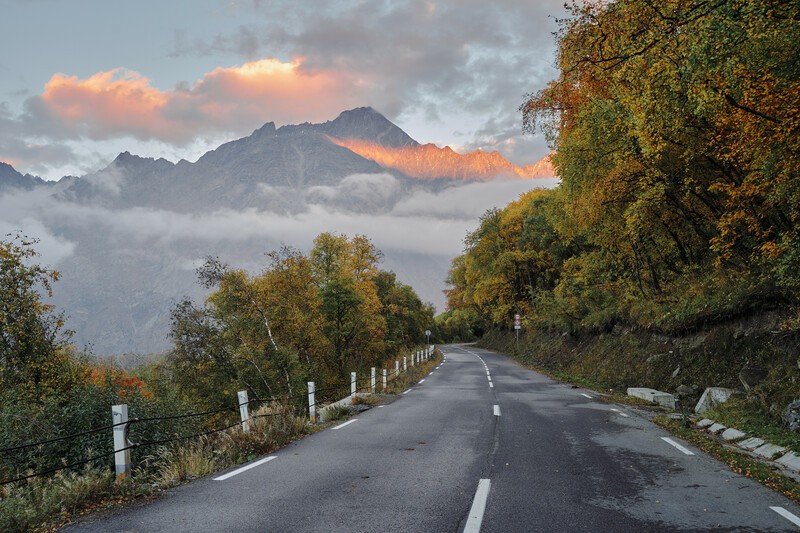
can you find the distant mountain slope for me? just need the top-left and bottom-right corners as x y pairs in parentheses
(328, 137), (555, 180)
(0, 162), (50, 191)
(0, 107), (555, 355)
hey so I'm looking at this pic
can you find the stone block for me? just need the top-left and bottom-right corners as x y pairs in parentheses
(776, 452), (800, 473)
(696, 418), (715, 428)
(627, 387), (676, 409)
(708, 423), (727, 434)
(694, 387), (736, 414)
(738, 437), (765, 450)
(753, 443), (787, 459)
(721, 428), (746, 441)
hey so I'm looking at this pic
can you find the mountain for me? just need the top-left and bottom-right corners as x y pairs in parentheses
(328, 138), (554, 180)
(0, 162), (49, 191)
(0, 107), (555, 355)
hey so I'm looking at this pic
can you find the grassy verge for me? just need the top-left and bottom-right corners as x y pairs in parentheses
(2, 351), (443, 532)
(654, 415), (800, 504)
(703, 399), (800, 454)
(0, 405), (307, 533)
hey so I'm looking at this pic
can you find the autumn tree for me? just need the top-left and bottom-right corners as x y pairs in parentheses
(0, 235), (79, 398)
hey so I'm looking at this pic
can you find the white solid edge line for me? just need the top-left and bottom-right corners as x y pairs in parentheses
(770, 506), (800, 527)
(661, 437), (695, 455)
(581, 393), (592, 399)
(213, 456), (277, 481)
(464, 478), (491, 533)
(332, 419), (358, 430)
(493, 405), (501, 416)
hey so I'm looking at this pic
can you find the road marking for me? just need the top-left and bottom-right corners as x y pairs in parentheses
(771, 506), (800, 527)
(487, 376), (492, 381)
(661, 437), (695, 455)
(610, 408), (630, 418)
(581, 393), (593, 399)
(493, 405), (501, 416)
(332, 419), (359, 430)
(419, 379), (426, 383)
(403, 389), (412, 394)
(377, 405), (385, 408)
(464, 478), (491, 533)
(489, 382), (494, 388)
(213, 456), (276, 481)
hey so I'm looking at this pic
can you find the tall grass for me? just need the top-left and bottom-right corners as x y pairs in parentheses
(0, 404), (308, 533)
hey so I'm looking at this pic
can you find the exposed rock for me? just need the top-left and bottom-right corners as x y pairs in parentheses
(738, 366), (769, 392)
(672, 366), (681, 378)
(783, 400), (800, 432)
(675, 384), (694, 397)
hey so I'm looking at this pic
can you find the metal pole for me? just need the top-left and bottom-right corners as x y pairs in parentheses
(351, 371), (357, 395)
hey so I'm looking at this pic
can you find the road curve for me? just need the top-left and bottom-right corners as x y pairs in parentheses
(62, 345), (800, 532)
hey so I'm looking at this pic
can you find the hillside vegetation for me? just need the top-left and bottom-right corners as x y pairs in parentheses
(441, 0), (800, 419)
(0, 232), (433, 531)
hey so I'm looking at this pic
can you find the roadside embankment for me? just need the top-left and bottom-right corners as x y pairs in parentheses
(477, 311), (800, 438)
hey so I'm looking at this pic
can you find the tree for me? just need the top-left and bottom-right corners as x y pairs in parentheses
(0, 235), (76, 398)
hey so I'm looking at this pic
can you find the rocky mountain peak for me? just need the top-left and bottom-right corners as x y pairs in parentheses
(322, 107), (418, 148)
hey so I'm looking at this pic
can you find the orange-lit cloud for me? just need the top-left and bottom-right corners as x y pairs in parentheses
(36, 59), (365, 144)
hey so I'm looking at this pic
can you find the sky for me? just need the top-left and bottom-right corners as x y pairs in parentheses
(0, 0), (567, 180)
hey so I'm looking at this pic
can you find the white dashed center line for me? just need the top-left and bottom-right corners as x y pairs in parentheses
(610, 408), (630, 418)
(581, 393), (593, 399)
(464, 479), (491, 533)
(661, 437), (695, 455)
(403, 389), (412, 394)
(493, 405), (501, 416)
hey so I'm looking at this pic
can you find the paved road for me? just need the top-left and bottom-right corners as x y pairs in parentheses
(63, 345), (800, 532)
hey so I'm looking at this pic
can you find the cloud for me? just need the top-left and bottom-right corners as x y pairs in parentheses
(18, 58), (364, 145)
(391, 179), (557, 220)
(0, 172), (557, 261)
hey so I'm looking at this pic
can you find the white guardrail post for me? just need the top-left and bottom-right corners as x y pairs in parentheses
(371, 367), (376, 393)
(395, 360), (400, 378)
(112, 404), (131, 479)
(308, 381), (316, 423)
(403, 356), (407, 371)
(383, 369), (387, 391)
(411, 352), (414, 367)
(238, 390), (250, 433)
(351, 372), (357, 395)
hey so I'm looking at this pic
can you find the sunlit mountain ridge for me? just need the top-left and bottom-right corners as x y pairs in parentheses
(328, 137), (554, 181)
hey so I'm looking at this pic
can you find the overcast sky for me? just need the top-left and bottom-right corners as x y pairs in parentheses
(0, 0), (567, 180)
